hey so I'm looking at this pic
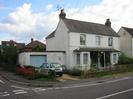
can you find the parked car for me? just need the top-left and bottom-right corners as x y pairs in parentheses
(40, 62), (63, 77)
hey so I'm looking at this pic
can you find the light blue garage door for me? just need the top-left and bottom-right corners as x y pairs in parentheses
(30, 55), (47, 67)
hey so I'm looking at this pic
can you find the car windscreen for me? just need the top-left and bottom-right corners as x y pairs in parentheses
(51, 63), (61, 68)
(41, 63), (49, 68)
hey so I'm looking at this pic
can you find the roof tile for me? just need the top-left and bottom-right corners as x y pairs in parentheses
(122, 27), (133, 37)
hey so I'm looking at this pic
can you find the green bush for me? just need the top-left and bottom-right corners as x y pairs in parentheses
(118, 54), (133, 64)
(48, 70), (56, 77)
(114, 64), (133, 72)
(0, 46), (18, 71)
(85, 64), (133, 78)
(64, 69), (83, 76)
(33, 72), (56, 81)
(1, 64), (17, 72)
(16, 66), (56, 80)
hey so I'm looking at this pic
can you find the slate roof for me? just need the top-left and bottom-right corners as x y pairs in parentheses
(74, 47), (119, 52)
(46, 30), (55, 39)
(46, 18), (119, 39)
(122, 27), (133, 37)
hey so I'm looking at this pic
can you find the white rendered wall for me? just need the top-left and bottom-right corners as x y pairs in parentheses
(18, 52), (65, 67)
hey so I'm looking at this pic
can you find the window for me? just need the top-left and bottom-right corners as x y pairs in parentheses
(96, 36), (101, 46)
(6, 44), (9, 46)
(14, 44), (17, 46)
(83, 53), (88, 64)
(76, 53), (80, 64)
(113, 54), (117, 63)
(80, 34), (86, 45)
(108, 37), (113, 46)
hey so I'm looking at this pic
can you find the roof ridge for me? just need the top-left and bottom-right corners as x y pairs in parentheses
(122, 26), (133, 37)
(122, 26), (133, 30)
(63, 18), (105, 26)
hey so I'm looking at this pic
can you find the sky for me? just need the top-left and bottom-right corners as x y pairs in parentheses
(0, 0), (133, 44)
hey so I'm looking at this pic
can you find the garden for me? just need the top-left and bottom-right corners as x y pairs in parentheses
(1, 46), (133, 81)
(64, 53), (133, 78)
(16, 66), (56, 80)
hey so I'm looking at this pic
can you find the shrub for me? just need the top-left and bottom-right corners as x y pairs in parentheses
(114, 64), (133, 72)
(64, 69), (83, 76)
(118, 53), (133, 64)
(16, 67), (34, 77)
(85, 64), (133, 78)
(1, 64), (18, 72)
(33, 72), (56, 81)
(16, 67), (56, 80)
(48, 70), (56, 77)
(1, 46), (18, 66)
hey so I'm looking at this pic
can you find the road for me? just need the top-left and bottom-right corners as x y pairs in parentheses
(0, 75), (46, 99)
(0, 75), (133, 99)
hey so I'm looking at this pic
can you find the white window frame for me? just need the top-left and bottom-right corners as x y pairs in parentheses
(108, 37), (113, 46)
(96, 36), (101, 46)
(113, 53), (117, 64)
(80, 34), (86, 45)
(14, 44), (17, 47)
(6, 44), (9, 46)
(83, 53), (88, 64)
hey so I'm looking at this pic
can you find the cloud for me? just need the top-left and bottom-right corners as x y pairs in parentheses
(1, 0), (133, 43)
(67, 0), (133, 31)
(0, 3), (58, 42)
(46, 4), (53, 10)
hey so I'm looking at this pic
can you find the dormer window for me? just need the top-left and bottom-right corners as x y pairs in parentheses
(108, 37), (113, 46)
(80, 34), (86, 45)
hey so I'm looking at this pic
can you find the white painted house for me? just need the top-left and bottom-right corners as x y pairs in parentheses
(46, 9), (120, 70)
(118, 27), (133, 58)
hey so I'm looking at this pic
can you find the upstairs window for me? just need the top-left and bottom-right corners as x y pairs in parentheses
(96, 36), (101, 46)
(80, 34), (86, 45)
(108, 37), (113, 46)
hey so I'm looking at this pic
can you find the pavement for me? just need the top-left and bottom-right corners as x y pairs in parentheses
(0, 68), (133, 88)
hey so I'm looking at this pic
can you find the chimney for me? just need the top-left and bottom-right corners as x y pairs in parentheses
(59, 9), (66, 19)
(105, 18), (111, 27)
(31, 38), (34, 42)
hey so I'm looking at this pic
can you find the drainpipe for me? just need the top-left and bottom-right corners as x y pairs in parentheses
(104, 52), (106, 68)
(98, 52), (100, 69)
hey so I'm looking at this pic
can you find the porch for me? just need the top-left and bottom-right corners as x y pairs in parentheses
(74, 47), (119, 70)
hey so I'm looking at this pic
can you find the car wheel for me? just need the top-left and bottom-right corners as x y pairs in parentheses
(59, 74), (63, 77)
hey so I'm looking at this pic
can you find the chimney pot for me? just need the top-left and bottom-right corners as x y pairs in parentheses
(31, 38), (34, 42)
(59, 9), (66, 19)
(105, 18), (111, 27)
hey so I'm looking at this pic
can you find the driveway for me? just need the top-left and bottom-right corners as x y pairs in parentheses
(56, 74), (79, 82)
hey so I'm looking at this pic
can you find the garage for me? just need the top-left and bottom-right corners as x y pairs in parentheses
(18, 52), (65, 67)
(30, 55), (47, 67)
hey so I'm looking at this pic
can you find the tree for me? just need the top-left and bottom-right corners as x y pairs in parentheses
(32, 45), (45, 52)
(0, 49), (2, 65)
(2, 46), (18, 65)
